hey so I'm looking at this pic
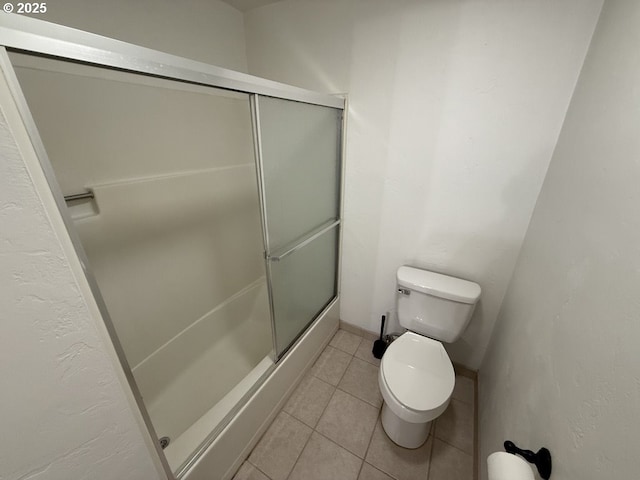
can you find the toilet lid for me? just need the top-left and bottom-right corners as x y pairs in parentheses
(381, 332), (455, 412)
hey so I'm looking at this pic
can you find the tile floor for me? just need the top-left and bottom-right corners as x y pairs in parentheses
(234, 329), (476, 480)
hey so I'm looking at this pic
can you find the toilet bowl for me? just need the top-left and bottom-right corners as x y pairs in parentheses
(378, 332), (454, 448)
(378, 266), (481, 448)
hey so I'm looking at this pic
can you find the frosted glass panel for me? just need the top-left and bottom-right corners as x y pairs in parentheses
(258, 96), (341, 250)
(270, 227), (338, 357)
(10, 52), (273, 473)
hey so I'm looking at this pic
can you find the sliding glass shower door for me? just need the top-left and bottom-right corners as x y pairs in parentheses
(254, 96), (342, 358)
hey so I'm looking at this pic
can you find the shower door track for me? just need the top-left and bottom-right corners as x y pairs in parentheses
(0, 15), (344, 109)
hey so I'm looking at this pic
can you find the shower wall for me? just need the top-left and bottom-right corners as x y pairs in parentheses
(14, 56), (266, 355)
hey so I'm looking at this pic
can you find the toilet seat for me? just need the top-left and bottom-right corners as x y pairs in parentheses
(379, 332), (455, 423)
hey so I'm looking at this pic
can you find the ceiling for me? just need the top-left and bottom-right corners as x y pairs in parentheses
(221, 0), (283, 12)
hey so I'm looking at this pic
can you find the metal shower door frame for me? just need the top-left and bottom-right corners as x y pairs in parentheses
(250, 94), (344, 362)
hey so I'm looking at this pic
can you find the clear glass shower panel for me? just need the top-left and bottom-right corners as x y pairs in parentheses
(257, 96), (341, 251)
(270, 226), (339, 356)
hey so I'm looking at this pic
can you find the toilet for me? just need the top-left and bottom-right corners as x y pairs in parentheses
(378, 266), (481, 448)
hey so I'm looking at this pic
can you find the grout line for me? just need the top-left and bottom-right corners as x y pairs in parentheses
(364, 462), (398, 480)
(316, 388), (379, 459)
(246, 459), (273, 480)
(314, 336), (381, 462)
(474, 373), (479, 480)
(433, 434), (474, 457)
(433, 402), (475, 455)
(333, 345), (383, 409)
(452, 361), (478, 379)
(361, 412), (409, 480)
(362, 405), (383, 462)
(335, 383), (382, 409)
(353, 337), (383, 367)
(330, 340), (363, 356)
(432, 396), (475, 454)
(426, 427), (436, 480)
(335, 347), (356, 387)
(285, 338), (358, 480)
(281, 410), (314, 480)
(314, 430), (366, 462)
(328, 328), (364, 356)
(313, 384), (339, 430)
(308, 344), (354, 387)
(334, 353), (383, 409)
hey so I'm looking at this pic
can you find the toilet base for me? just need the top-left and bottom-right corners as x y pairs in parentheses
(381, 402), (431, 449)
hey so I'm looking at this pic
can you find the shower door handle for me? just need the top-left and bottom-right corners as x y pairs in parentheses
(268, 219), (340, 262)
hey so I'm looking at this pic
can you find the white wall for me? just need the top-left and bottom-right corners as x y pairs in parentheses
(0, 68), (165, 480)
(479, 1), (640, 478)
(244, 0), (603, 368)
(25, 0), (248, 70)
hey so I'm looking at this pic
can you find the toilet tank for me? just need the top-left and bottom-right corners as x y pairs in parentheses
(396, 266), (481, 343)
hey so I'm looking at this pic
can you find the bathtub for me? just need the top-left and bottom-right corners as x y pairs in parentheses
(131, 278), (273, 472)
(181, 298), (340, 480)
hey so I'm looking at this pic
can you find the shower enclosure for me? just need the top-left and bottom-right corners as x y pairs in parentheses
(0, 16), (344, 479)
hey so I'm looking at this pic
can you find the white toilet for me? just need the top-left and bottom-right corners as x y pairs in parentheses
(378, 266), (481, 448)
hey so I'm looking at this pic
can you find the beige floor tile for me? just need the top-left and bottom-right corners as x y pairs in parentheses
(284, 374), (335, 428)
(429, 439), (473, 480)
(249, 412), (312, 480)
(233, 462), (270, 480)
(451, 375), (475, 405)
(330, 329), (363, 355)
(358, 462), (395, 480)
(316, 389), (379, 458)
(310, 345), (352, 386)
(288, 431), (362, 480)
(338, 357), (383, 408)
(434, 399), (474, 454)
(365, 420), (431, 480)
(354, 338), (381, 366)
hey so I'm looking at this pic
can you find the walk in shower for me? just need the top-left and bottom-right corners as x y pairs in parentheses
(0, 16), (344, 479)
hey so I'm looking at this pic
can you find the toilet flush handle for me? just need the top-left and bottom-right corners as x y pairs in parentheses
(397, 288), (410, 295)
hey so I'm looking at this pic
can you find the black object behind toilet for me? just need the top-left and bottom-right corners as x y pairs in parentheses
(372, 315), (388, 359)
